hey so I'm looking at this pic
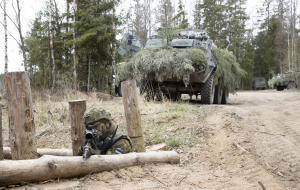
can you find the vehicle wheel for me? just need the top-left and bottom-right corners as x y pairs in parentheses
(201, 74), (215, 104)
(155, 89), (163, 102)
(213, 85), (222, 104)
(140, 80), (155, 101)
(287, 82), (297, 89)
(139, 80), (146, 95)
(116, 83), (122, 97)
(169, 92), (181, 101)
(276, 86), (284, 91)
(221, 87), (229, 104)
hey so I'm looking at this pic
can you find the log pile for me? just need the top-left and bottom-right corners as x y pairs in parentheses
(3, 147), (73, 159)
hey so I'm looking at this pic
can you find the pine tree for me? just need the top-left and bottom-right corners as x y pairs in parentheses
(193, 0), (202, 29)
(254, 16), (279, 80)
(25, 14), (51, 88)
(173, 0), (188, 30)
(155, 0), (174, 43)
(193, 0), (227, 45)
(223, 0), (249, 60)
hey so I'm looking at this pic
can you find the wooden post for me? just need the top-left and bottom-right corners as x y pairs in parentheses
(4, 72), (37, 160)
(121, 80), (145, 152)
(0, 103), (3, 160)
(69, 100), (86, 156)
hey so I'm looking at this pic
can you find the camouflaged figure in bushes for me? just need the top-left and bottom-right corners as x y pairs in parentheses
(77, 106), (133, 155)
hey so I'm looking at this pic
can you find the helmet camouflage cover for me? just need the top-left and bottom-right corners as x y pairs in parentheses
(83, 106), (113, 126)
(83, 105), (117, 138)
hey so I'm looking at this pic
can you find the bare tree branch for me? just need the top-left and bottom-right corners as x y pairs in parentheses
(0, 2), (19, 29)
(0, 19), (21, 46)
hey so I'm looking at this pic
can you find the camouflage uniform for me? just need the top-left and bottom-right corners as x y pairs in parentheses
(77, 106), (132, 155)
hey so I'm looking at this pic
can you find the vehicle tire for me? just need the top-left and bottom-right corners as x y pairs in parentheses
(169, 92), (181, 101)
(201, 74), (215, 104)
(140, 80), (155, 101)
(155, 89), (163, 102)
(221, 87), (229, 104)
(116, 83), (122, 97)
(213, 85), (222, 104)
(287, 82), (297, 89)
(276, 86), (284, 91)
(139, 80), (146, 95)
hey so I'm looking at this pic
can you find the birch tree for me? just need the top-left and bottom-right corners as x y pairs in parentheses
(4, 0), (8, 73)
(49, 0), (56, 90)
(0, 0), (27, 71)
(110, 5), (116, 96)
(73, 0), (77, 92)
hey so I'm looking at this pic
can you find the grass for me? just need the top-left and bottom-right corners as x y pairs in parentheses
(1, 88), (213, 151)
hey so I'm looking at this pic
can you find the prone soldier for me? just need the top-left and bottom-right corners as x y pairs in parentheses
(77, 105), (132, 162)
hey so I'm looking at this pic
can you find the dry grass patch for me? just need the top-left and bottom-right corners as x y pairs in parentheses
(1, 90), (214, 151)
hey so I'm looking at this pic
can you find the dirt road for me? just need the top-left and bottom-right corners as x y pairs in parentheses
(10, 90), (300, 190)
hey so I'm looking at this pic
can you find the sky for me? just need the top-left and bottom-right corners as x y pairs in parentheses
(0, 0), (260, 74)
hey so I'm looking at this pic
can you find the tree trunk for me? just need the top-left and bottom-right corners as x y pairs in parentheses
(73, 0), (77, 92)
(16, 0), (27, 71)
(3, 147), (73, 159)
(111, 6), (116, 96)
(0, 103), (3, 160)
(98, 55), (101, 91)
(69, 100), (86, 156)
(121, 80), (145, 152)
(0, 151), (180, 186)
(4, 72), (37, 160)
(87, 54), (91, 93)
(49, 0), (56, 91)
(4, 0), (8, 73)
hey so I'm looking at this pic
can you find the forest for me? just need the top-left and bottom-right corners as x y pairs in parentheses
(0, 0), (299, 93)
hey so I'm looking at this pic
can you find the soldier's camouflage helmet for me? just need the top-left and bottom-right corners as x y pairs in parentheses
(83, 106), (113, 126)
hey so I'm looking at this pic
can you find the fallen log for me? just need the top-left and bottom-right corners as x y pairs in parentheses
(0, 151), (179, 186)
(3, 147), (73, 159)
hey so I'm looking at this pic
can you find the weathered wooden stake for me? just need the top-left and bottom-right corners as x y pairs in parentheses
(121, 80), (145, 152)
(69, 99), (86, 155)
(4, 72), (37, 160)
(0, 103), (3, 160)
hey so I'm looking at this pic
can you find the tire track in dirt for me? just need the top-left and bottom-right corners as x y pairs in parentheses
(231, 90), (300, 189)
(204, 107), (285, 190)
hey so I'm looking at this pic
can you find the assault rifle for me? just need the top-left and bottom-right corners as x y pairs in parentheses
(81, 124), (119, 163)
(81, 124), (133, 163)
(82, 125), (101, 163)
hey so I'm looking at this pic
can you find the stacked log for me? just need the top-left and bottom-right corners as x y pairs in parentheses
(0, 151), (180, 186)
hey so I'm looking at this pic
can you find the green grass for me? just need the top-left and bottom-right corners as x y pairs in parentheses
(168, 136), (184, 147)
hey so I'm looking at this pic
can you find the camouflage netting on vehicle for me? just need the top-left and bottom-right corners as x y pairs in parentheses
(268, 70), (300, 88)
(212, 47), (246, 93)
(117, 46), (246, 92)
(116, 47), (208, 87)
(268, 77), (284, 88)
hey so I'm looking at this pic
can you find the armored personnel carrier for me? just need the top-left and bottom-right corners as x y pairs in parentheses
(252, 77), (267, 90)
(116, 34), (144, 96)
(140, 30), (229, 104)
(118, 34), (144, 56)
(269, 74), (297, 91)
